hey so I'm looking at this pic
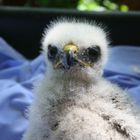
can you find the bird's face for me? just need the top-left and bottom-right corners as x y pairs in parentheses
(42, 20), (109, 81)
(47, 43), (101, 70)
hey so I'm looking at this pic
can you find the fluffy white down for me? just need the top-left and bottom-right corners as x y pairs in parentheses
(22, 19), (140, 140)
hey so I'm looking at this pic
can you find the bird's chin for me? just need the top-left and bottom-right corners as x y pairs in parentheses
(52, 66), (94, 83)
(48, 61), (102, 83)
(54, 65), (83, 73)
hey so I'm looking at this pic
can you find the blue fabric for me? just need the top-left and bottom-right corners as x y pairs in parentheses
(0, 37), (140, 140)
(104, 46), (140, 105)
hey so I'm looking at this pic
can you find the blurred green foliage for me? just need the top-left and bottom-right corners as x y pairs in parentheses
(26, 0), (128, 11)
(77, 0), (129, 11)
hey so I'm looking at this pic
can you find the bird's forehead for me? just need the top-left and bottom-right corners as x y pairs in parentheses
(43, 22), (107, 49)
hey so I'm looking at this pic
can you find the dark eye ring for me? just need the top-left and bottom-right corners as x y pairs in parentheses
(86, 45), (101, 61)
(48, 44), (58, 59)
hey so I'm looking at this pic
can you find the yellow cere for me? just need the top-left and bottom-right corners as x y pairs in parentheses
(63, 44), (78, 53)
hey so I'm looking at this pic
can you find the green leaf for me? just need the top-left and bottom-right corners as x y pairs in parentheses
(120, 4), (129, 12)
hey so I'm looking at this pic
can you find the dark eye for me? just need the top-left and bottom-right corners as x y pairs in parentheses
(87, 46), (101, 62)
(48, 45), (58, 60)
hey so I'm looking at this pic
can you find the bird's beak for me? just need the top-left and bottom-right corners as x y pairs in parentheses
(54, 44), (78, 69)
(63, 44), (92, 68)
(54, 44), (92, 69)
(62, 44), (78, 69)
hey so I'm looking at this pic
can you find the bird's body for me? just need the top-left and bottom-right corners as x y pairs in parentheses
(22, 19), (140, 140)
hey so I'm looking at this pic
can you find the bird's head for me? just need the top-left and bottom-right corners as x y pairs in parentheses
(42, 19), (109, 83)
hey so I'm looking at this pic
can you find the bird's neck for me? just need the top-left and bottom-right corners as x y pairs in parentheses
(50, 69), (93, 85)
(37, 70), (100, 105)
(45, 70), (96, 97)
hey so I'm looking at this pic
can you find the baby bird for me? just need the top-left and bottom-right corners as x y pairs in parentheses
(22, 19), (140, 140)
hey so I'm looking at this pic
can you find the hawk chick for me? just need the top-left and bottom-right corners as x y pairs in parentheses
(23, 19), (140, 140)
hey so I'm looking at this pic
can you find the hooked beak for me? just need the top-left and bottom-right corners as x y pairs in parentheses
(54, 44), (92, 69)
(62, 44), (78, 69)
(53, 44), (78, 70)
